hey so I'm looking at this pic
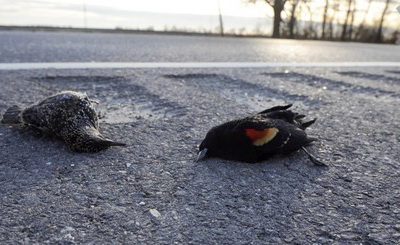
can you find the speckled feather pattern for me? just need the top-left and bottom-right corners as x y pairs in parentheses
(2, 91), (124, 152)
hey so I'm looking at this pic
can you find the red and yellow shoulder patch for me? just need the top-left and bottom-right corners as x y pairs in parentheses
(245, 128), (279, 146)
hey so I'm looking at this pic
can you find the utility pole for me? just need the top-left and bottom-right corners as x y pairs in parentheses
(217, 0), (224, 36)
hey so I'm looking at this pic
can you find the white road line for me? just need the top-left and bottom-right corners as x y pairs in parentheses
(0, 62), (399, 70)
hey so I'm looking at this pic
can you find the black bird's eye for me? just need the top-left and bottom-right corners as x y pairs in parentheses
(198, 142), (204, 151)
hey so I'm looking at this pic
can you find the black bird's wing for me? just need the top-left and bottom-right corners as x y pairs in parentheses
(233, 115), (315, 159)
(257, 104), (300, 124)
(258, 105), (317, 130)
(233, 116), (292, 155)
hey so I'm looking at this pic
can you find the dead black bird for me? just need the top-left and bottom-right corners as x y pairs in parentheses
(196, 104), (325, 166)
(1, 91), (126, 152)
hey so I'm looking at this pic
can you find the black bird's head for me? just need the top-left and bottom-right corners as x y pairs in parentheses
(196, 121), (240, 162)
(196, 127), (222, 162)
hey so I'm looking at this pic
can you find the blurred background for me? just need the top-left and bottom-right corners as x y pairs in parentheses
(1, 0), (399, 43)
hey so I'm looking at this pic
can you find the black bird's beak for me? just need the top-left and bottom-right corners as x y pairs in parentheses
(196, 148), (208, 162)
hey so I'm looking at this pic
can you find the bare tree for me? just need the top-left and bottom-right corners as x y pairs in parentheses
(247, 0), (395, 43)
(248, 0), (288, 38)
(341, 0), (354, 41)
(302, 0), (316, 39)
(328, 0), (340, 39)
(355, 0), (373, 40)
(348, 0), (357, 40)
(321, 0), (329, 39)
(375, 0), (391, 42)
(288, 0), (300, 38)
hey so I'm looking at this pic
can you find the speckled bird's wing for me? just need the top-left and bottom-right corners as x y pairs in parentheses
(19, 92), (98, 134)
(20, 105), (54, 134)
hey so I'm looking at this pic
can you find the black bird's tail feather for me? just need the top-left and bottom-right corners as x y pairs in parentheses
(1, 105), (23, 125)
(300, 118), (317, 130)
(294, 114), (306, 120)
(258, 104), (292, 114)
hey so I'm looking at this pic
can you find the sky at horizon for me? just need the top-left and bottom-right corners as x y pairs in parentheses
(0, 0), (399, 35)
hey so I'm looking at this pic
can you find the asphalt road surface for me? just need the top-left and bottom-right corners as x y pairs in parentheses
(1, 30), (400, 244)
(1, 31), (400, 63)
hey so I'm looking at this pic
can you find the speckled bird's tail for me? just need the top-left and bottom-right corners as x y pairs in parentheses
(1, 105), (23, 125)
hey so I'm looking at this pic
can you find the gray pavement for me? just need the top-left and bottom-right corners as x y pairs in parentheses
(0, 31), (400, 244)
(0, 30), (399, 63)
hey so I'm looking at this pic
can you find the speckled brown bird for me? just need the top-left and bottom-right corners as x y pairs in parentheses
(1, 91), (126, 152)
(196, 104), (325, 166)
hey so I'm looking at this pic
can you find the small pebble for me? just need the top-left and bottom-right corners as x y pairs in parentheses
(61, 226), (75, 233)
(149, 209), (161, 218)
(175, 190), (188, 196)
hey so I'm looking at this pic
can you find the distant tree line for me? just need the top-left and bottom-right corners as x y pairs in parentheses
(248, 0), (400, 43)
